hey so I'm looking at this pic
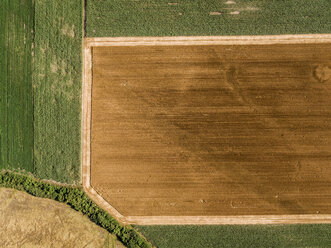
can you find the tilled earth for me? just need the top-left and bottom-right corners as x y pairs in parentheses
(91, 43), (331, 217)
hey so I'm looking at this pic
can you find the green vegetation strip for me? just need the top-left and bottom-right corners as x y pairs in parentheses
(0, 0), (34, 172)
(0, 171), (152, 248)
(136, 224), (331, 248)
(33, 0), (82, 183)
(87, 0), (331, 37)
(0, 0), (83, 184)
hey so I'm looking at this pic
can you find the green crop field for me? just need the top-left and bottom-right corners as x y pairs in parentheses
(136, 225), (331, 248)
(86, 0), (331, 37)
(0, 0), (82, 184)
(33, 0), (83, 184)
(0, 0), (34, 172)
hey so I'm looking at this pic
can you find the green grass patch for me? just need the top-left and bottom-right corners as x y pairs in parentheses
(0, 170), (153, 248)
(0, 0), (34, 172)
(33, 0), (83, 183)
(135, 225), (331, 248)
(0, 0), (83, 184)
(86, 0), (331, 37)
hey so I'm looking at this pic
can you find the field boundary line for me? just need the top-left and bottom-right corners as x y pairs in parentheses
(82, 35), (331, 225)
(82, 39), (92, 190)
(85, 34), (331, 47)
(82, 40), (128, 224)
(125, 215), (331, 225)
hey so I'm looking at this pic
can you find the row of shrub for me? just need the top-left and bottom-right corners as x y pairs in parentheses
(0, 170), (152, 248)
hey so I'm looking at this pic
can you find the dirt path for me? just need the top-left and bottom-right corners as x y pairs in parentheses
(0, 188), (125, 248)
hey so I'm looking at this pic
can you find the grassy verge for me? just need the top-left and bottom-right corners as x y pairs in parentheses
(136, 224), (331, 248)
(0, 170), (153, 248)
(33, 0), (82, 183)
(86, 0), (331, 37)
(0, 0), (34, 172)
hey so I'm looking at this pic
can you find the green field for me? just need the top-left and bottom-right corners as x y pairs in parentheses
(33, 0), (82, 184)
(136, 225), (331, 248)
(86, 0), (331, 37)
(0, 0), (82, 184)
(0, 0), (34, 172)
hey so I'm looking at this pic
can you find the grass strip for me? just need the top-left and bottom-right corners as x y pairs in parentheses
(135, 224), (331, 248)
(33, 0), (82, 184)
(0, 170), (153, 248)
(86, 0), (331, 37)
(0, 0), (34, 172)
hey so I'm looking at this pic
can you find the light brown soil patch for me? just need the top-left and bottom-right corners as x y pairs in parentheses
(90, 42), (331, 217)
(61, 23), (75, 38)
(50, 60), (58, 73)
(314, 65), (331, 83)
(0, 188), (124, 248)
(210, 11), (222, 15)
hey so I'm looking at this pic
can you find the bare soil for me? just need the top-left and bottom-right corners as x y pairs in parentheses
(210, 11), (222, 16)
(0, 188), (124, 248)
(91, 43), (331, 217)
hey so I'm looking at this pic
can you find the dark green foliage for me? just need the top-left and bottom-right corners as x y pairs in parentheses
(0, 0), (34, 172)
(0, 171), (152, 248)
(136, 224), (331, 248)
(87, 0), (331, 37)
(33, 0), (83, 183)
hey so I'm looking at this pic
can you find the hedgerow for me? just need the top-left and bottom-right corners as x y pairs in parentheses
(0, 170), (152, 248)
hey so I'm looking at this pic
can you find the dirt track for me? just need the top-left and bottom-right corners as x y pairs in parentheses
(90, 43), (331, 217)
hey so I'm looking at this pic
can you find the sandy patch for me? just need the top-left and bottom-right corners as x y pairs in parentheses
(40, 46), (46, 55)
(314, 65), (331, 83)
(225, 0), (236, 4)
(61, 24), (75, 38)
(67, 78), (74, 87)
(210, 11), (222, 15)
(50, 61), (58, 73)
(245, 7), (259, 11)
(229, 11), (240, 14)
(61, 60), (67, 75)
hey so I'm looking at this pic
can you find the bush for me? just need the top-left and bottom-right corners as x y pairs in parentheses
(0, 170), (152, 248)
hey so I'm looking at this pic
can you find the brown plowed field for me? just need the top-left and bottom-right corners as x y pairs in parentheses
(91, 43), (331, 216)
